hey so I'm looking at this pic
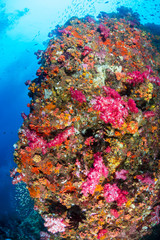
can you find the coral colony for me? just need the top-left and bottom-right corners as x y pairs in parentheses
(11, 10), (160, 240)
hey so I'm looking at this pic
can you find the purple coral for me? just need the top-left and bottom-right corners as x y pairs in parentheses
(85, 15), (95, 23)
(21, 112), (28, 120)
(25, 80), (31, 86)
(70, 87), (86, 103)
(98, 24), (110, 40)
(58, 28), (71, 35)
(150, 206), (160, 224)
(34, 49), (43, 59)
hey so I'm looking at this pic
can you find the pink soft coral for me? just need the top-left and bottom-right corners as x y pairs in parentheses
(110, 209), (119, 218)
(92, 96), (128, 128)
(81, 153), (108, 196)
(93, 152), (109, 177)
(82, 46), (92, 57)
(136, 173), (155, 185)
(48, 126), (75, 148)
(102, 86), (121, 99)
(103, 183), (120, 202)
(97, 229), (108, 239)
(128, 99), (139, 113)
(103, 183), (128, 206)
(115, 169), (129, 180)
(127, 67), (160, 86)
(25, 129), (48, 154)
(143, 111), (156, 118)
(127, 71), (144, 86)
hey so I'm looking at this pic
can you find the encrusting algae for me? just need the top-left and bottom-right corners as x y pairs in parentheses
(11, 9), (160, 240)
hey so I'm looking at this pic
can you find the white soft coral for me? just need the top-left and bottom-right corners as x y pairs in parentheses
(43, 216), (66, 234)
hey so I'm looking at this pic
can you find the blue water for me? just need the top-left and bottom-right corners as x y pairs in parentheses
(0, 0), (160, 239)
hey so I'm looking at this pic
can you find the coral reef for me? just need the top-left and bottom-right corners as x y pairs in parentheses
(11, 11), (160, 240)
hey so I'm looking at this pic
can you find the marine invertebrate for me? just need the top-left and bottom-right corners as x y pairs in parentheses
(12, 12), (160, 240)
(98, 23), (110, 40)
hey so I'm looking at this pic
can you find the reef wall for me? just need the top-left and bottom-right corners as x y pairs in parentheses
(11, 11), (160, 240)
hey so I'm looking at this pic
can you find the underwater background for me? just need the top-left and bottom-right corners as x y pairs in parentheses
(0, 0), (160, 239)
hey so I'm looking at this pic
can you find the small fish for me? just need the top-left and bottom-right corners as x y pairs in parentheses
(105, 1), (109, 3)
(116, 2), (120, 4)
(150, 14), (154, 16)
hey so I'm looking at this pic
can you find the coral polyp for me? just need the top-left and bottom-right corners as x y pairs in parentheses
(12, 11), (160, 240)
